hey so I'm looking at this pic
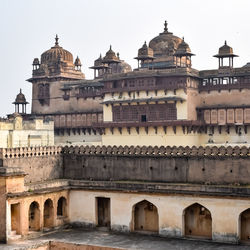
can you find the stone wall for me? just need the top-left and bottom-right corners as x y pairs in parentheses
(63, 145), (250, 184)
(0, 147), (63, 184)
(0, 177), (6, 243)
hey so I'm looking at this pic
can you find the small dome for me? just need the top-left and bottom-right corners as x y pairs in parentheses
(41, 35), (73, 64)
(219, 41), (233, 55)
(137, 41), (154, 58)
(14, 89), (28, 104)
(174, 37), (194, 56)
(74, 56), (82, 66)
(243, 62), (250, 68)
(102, 45), (120, 63)
(149, 21), (182, 57)
(33, 58), (40, 65)
(214, 41), (238, 58)
(94, 54), (103, 66)
(117, 60), (132, 73)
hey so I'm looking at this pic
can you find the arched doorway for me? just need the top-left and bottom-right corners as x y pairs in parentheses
(44, 199), (54, 228)
(132, 200), (159, 232)
(57, 197), (67, 217)
(240, 208), (250, 241)
(184, 203), (212, 239)
(29, 201), (40, 231)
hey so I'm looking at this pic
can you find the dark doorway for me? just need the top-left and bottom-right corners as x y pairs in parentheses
(97, 197), (110, 227)
(141, 115), (147, 122)
(11, 203), (21, 234)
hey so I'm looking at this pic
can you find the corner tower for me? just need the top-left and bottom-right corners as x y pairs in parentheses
(27, 35), (85, 114)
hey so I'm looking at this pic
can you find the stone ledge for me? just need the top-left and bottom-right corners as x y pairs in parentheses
(6, 180), (250, 198)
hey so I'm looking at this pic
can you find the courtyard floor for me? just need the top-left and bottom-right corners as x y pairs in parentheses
(1, 228), (250, 250)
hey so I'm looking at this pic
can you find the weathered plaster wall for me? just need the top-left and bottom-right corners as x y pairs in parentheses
(63, 153), (250, 185)
(69, 190), (250, 243)
(102, 126), (200, 147)
(32, 81), (102, 115)
(200, 89), (250, 107)
(0, 116), (54, 148)
(101, 125), (250, 147)
(3, 155), (63, 184)
(55, 133), (101, 146)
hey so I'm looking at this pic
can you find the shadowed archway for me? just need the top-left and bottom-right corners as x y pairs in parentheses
(240, 208), (250, 242)
(57, 196), (67, 217)
(43, 199), (54, 228)
(29, 201), (40, 231)
(184, 203), (212, 239)
(132, 200), (159, 232)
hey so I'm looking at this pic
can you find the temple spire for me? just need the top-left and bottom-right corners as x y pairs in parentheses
(55, 34), (59, 46)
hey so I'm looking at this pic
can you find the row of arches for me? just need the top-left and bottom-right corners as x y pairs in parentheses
(130, 201), (250, 241)
(28, 197), (67, 231)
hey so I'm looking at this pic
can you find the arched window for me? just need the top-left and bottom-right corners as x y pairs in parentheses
(57, 197), (67, 217)
(184, 203), (212, 239)
(132, 200), (159, 232)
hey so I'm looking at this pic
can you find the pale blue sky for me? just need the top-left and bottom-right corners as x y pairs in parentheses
(1, 0), (250, 116)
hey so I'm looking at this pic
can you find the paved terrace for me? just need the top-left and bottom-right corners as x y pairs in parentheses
(1, 229), (250, 250)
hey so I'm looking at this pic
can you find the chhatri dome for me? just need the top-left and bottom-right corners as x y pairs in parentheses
(41, 35), (73, 65)
(139, 21), (193, 69)
(90, 47), (132, 78)
(30, 35), (85, 80)
(149, 21), (183, 57)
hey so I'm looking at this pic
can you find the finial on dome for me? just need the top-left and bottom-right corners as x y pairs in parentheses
(164, 20), (168, 32)
(110, 45), (112, 50)
(20, 88), (22, 93)
(182, 37), (185, 41)
(55, 34), (59, 46)
(225, 40), (227, 45)
(117, 52), (120, 59)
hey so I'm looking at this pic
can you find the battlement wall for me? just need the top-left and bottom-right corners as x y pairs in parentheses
(0, 146), (63, 183)
(63, 145), (250, 184)
(1, 144), (250, 185)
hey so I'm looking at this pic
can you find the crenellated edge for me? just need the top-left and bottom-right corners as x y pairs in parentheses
(62, 145), (250, 157)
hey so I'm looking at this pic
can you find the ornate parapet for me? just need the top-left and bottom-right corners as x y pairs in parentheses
(62, 144), (250, 157)
(0, 146), (62, 159)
